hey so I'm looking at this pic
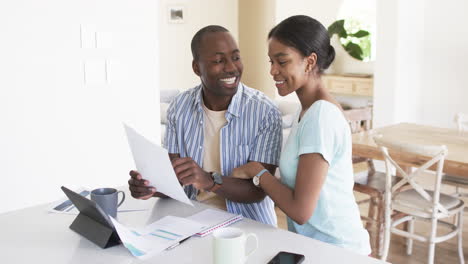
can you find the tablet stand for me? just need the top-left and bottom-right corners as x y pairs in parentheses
(70, 213), (120, 249)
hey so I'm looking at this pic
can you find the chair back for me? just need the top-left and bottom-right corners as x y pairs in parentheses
(373, 136), (450, 216)
(343, 107), (372, 133)
(454, 112), (468, 132)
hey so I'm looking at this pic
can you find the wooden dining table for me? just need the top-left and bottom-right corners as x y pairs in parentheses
(352, 122), (468, 177)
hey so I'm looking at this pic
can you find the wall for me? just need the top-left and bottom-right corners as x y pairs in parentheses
(419, 0), (468, 127)
(158, 0), (238, 92)
(374, 0), (468, 128)
(372, 0), (399, 128)
(276, 0), (342, 27)
(0, 0), (160, 213)
(238, 0), (276, 98)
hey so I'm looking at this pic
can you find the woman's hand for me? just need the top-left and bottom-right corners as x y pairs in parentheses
(231, 162), (265, 179)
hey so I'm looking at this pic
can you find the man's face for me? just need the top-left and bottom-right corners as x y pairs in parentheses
(192, 32), (243, 97)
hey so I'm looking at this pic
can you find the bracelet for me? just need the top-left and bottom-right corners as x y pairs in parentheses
(255, 169), (268, 178)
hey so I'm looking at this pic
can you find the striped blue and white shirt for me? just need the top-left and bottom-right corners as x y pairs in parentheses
(164, 83), (282, 226)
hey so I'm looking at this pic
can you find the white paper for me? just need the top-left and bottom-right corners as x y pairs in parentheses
(187, 208), (238, 227)
(124, 124), (193, 206)
(187, 209), (243, 236)
(47, 187), (149, 215)
(110, 215), (205, 259)
(47, 187), (91, 215)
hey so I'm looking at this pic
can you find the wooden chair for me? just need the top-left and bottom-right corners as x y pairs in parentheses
(344, 107), (385, 257)
(442, 112), (468, 208)
(374, 136), (465, 264)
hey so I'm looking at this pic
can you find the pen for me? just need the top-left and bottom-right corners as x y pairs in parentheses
(167, 236), (191, 250)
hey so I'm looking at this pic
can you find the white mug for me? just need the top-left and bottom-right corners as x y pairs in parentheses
(213, 227), (258, 264)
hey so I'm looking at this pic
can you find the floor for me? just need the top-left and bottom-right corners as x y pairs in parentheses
(200, 165), (468, 264)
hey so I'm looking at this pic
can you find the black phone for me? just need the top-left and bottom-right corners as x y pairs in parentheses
(267, 251), (305, 264)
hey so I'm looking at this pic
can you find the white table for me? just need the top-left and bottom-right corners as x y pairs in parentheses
(0, 191), (388, 264)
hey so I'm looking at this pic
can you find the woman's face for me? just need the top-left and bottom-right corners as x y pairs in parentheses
(268, 37), (309, 96)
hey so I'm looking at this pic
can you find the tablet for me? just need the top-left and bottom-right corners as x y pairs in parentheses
(61, 186), (115, 230)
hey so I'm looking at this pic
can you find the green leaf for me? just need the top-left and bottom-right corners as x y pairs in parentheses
(349, 30), (370, 38)
(343, 42), (364, 60)
(328, 20), (347, 38)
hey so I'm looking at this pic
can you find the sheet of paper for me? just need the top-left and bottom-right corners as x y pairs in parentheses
(187, 208), (236, 225)
(124, 124), (193, 206)
(187, 209), (243, 236)
(110, 215), (205, 259)
(47, 187), (149, 215)
(47, 187), (91, 215)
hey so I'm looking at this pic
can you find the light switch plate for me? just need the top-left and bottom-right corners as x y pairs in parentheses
(80, 24), (97, 48)
(84, 58), (107, 85)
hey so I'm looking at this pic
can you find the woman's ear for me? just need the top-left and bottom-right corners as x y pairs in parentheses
(305, 53), (318, 73)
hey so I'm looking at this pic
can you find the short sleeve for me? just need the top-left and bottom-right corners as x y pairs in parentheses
(249, 107), (282, 165)
(163, 99), (179, 154)
(297, 102), (341, 164)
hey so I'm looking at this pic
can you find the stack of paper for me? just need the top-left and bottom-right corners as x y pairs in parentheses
(187, 209), (243, 237)
(110, 216), (205, 260)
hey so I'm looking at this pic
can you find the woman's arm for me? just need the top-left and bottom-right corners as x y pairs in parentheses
(238, 154), (328, 225)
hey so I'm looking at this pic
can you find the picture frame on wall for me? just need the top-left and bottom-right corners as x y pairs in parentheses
(168, 5), (185, 23)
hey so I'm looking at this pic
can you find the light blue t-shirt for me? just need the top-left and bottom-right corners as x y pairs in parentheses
(279, 100), (371, 255)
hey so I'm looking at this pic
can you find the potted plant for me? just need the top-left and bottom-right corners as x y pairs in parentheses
(328, 19), (371, 61)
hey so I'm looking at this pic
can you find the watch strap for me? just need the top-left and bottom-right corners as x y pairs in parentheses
(208, 172), (223, 192)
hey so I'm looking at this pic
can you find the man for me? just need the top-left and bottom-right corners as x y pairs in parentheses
(128, 25), (282, 226)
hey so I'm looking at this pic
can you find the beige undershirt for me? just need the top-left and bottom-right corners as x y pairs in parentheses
(197, 103), (227, 201)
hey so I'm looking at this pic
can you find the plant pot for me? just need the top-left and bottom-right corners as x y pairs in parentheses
(326, 36), (374, 75)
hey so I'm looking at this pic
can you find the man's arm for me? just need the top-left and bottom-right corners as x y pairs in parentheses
(213, 162), (276, 203)
(172, 157), (276, 203)
(216, 104), (283, 202)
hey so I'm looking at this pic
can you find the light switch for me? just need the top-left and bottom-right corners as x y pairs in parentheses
(80, 24), (97, 48)
(84, 58), (107, 85)
(96, 32), (113, 49)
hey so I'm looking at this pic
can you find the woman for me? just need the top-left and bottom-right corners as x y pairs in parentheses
(232, 15), (371, 255)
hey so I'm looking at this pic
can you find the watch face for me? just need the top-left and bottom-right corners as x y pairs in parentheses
(212, 172), (223, 185)
(253, 176), (260, 186)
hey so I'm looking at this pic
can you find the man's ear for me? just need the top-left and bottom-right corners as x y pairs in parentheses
(192, 60), (201, 76)
(306, 53), (318, 73)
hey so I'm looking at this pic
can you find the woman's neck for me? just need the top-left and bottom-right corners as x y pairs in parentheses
(295, 75), (326, 111)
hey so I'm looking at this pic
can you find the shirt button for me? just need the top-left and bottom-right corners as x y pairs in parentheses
(199, 146), (202, 149)
(200, 121), (203, 124)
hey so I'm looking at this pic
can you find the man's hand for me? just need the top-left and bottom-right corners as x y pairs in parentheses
(172, 157), (213, 190)
(231, 162), (265, 179)
(128, 170), (156, 200)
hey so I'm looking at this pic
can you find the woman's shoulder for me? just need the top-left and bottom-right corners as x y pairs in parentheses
(305, 100), (343, 122)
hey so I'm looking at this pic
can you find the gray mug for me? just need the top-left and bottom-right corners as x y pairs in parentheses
(91, 188), (125, 218)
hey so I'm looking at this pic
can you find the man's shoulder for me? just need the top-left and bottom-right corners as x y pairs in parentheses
(172, 85), (200, 102)
(167, 86), (201, 119)
(240, 84), (278, 113)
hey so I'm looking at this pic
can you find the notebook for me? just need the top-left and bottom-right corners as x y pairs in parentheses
(187, 208), (243, 237)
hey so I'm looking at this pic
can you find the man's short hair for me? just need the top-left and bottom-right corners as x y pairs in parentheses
(191, 25), (229, 61)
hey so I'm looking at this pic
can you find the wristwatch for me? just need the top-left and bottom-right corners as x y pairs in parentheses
(208, 172), (223, 192)
(253, 169), (268, 187)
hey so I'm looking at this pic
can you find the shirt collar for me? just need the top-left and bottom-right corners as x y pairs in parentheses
(195, 83), (244, 118)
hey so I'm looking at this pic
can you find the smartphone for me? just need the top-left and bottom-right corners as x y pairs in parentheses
(267, 251), (305, 264)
